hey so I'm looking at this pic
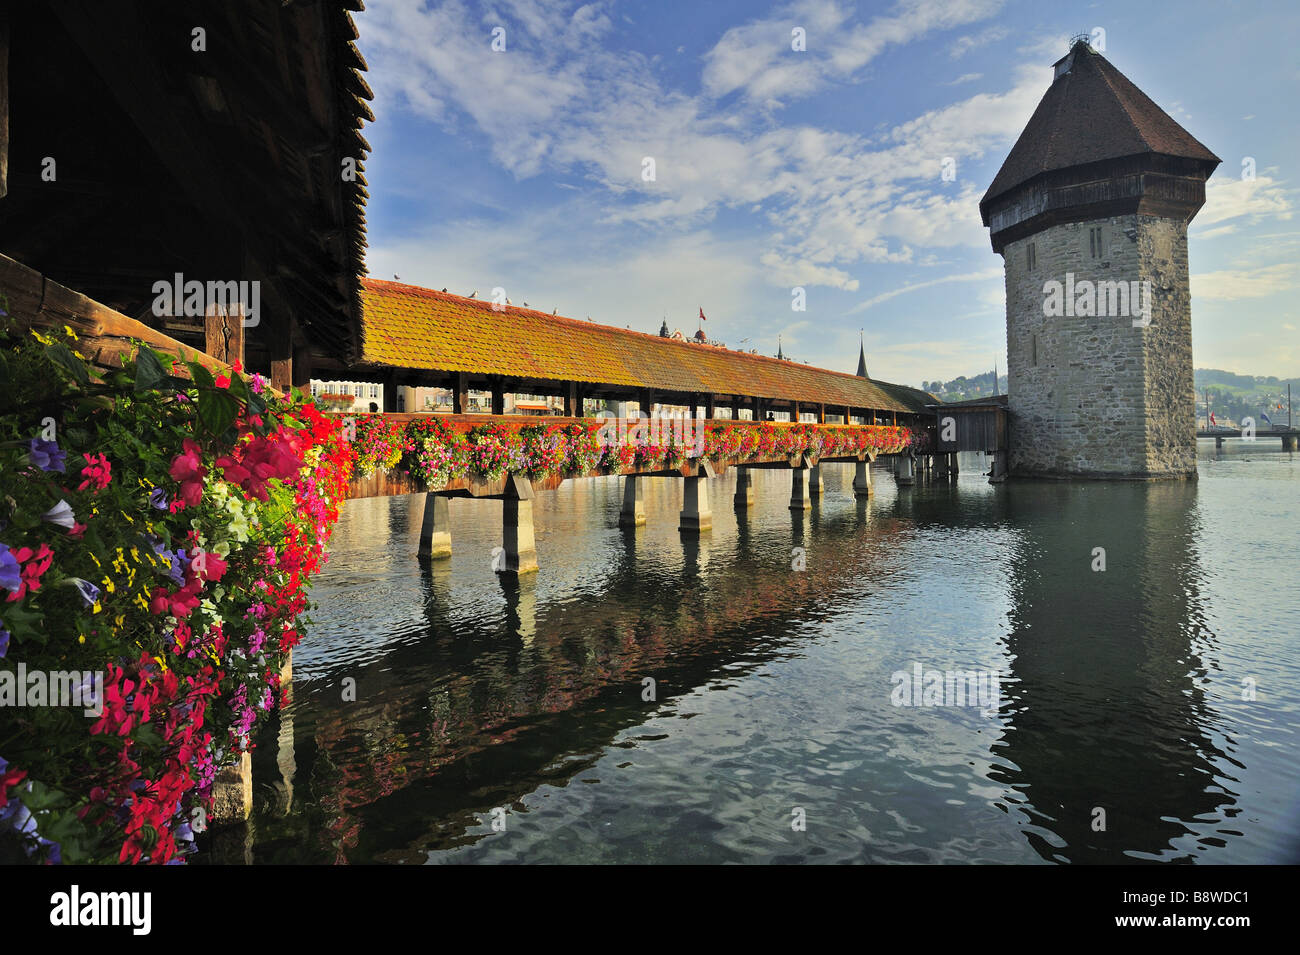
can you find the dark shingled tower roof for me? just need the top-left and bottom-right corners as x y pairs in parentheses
(980, 39), (1220, 217)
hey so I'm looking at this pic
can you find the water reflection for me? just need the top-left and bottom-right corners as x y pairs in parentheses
(222, 456), (1297, 864)
(994, 481), (1235, 862)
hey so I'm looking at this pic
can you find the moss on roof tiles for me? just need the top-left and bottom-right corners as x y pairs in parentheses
(359, 279), (934, 414)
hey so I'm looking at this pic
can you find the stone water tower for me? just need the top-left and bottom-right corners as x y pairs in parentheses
(980, 37), (1220, 478)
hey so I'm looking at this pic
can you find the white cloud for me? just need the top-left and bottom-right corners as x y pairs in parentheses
(701, 0), (1003, 105)
(1191, 263), (1299, 301)
(1195, 175), (1294, 231)
(949, 25), (1007, 58)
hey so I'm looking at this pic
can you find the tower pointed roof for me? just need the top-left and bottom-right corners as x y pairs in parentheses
(982, 40), (1219, 211)
(856, 335), (868, 378)
(980, 38), (1219, 251)
(777, 335), (785, 361)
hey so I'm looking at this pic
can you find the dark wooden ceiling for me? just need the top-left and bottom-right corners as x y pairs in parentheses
(0, 0), (371, 365)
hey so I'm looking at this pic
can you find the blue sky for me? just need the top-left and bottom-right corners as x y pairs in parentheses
(353, 0), (1299, 387)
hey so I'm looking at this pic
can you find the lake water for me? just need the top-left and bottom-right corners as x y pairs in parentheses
(223, 441), (1300, 864)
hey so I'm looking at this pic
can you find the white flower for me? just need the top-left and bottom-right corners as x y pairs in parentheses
(41, 499), (77, 529)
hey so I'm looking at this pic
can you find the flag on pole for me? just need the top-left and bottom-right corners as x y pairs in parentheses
(699, 307), (707, 322)
(1262, 410), (1273, 426)
(1210, 411), (1217, 426)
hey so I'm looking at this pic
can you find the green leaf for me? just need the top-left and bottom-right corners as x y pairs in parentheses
(0, 350), (9, 388)
(197, 388), (240, 437)
(134, 347), (170, 394)
(44, 342), (89, 388)
(188, 360), (214, 391)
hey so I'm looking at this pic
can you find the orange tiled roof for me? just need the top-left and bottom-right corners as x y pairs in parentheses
(359, 279), (935, 414)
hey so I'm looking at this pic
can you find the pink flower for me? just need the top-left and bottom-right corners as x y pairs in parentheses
(77, 453), (112, 491)
(6, 544), (54, 602)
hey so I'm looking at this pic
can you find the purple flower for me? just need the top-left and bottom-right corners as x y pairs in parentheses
(41, 499), (77, 529)
(168, 548), (187, 585)
(68, 578), (100, 609)
(149, 488), (169, 510)
(25, 438), (66, 473)
(0, 547), (20, 594)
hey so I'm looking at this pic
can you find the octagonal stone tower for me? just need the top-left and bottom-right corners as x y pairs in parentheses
(980, 38), (1220, 479)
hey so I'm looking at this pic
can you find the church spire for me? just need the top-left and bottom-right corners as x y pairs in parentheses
(856, 330), (868, 378)
(777, 334), (785, 360)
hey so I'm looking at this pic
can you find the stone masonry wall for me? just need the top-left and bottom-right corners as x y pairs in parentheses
(1002, 214), (1196, 479)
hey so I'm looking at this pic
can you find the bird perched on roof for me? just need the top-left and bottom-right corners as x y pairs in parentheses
(394, 274), (400, 280)
(553, 308), (557, 315)
(506, 298), (512, 305)
(469, 291), (477, 298)
(441, 287), (447, 292)
(523, 302), (529, 307)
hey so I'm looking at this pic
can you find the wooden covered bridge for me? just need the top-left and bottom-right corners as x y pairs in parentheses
(329, 280), (944, 573)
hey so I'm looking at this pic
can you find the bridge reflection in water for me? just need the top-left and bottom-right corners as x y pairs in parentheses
(223, 458), (1277, 864)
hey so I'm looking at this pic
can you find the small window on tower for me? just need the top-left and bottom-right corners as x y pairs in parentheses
(1032, 334), (1038, 367)
(1027, 242), (1037, 270)
(1088, 227), (1104, 259)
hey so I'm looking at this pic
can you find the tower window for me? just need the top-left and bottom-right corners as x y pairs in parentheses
(1032, 334), (1038, 367)
(1088, 226), (1104, 259)
(1026, 242), (1036, 270)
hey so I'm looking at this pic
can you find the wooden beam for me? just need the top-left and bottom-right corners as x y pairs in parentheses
(563, 381), (577, 416)
(0, 6), (8, 200)
(491, 378), (505, 416)
(452, 372), (468, 415)
(204, 304), (244, 368)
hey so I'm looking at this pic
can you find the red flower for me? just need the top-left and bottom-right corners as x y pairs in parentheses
(6, 544), (53, 602)
(77, 452), (112, 491)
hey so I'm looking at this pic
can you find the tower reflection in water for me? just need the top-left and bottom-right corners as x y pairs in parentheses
(993, 480), (1236, 862)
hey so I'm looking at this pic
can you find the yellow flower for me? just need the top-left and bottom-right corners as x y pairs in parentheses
(79, 635), (85, 644)
(64, 325), (79, 341)
(92, 601), (102, 615)
(30, 330), (53, 345)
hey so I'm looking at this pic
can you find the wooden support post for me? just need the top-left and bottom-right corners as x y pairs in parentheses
(640, 388), (654, 417)
(382, 369), (399, 413)
(564, 381), (577, 417)
(211, 751), (252, 825)
(734, 467), (754, 508)
(791, 400), (801, 423)
(291, 341), (313, 391)
(501, 475), (538, 574)
(491, 379), (505, 416)
(853, 458), (873, 498)
(818, 403), (825, 424)
(679, 475), (712, 533)
(705, 394), (716, 420)
(0, 7), (8, 200)
(619, 475), (646, 527)
(204, 303), (245, 369)
(949, 452), (959, 475)
(418, 494), (452, 560)
(452, 372), (468, 415)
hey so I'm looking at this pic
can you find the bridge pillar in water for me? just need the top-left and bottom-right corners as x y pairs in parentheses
(853, 459), (873, 498)
(809, 462), (824, 498)
(619, 475), (646, 527)
(935, 453), (950, 479)
(1215, 435), (1224, 450)
(990, 450), (1009, 483)
(734, 467), (754, 508)
(210, 750), (252, 826)
(679, 475), (712, 533)
(949, 452), (959, 476)
(1284, 433), (1299, 451)
(896, 455), (915, 486)
(418, 493), (452, 560)
(502, 476), (538, 574)
(790, 466), (813, 510)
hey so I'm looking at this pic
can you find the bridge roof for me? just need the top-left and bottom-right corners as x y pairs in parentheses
(357, 280), (936, 414)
